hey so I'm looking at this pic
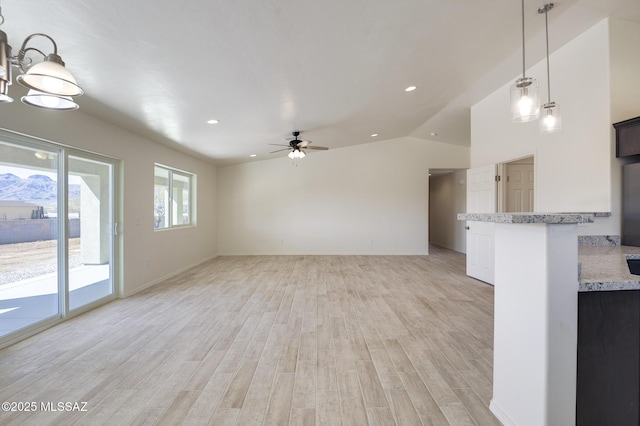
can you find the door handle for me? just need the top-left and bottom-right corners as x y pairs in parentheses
(465, 226), (470, 230)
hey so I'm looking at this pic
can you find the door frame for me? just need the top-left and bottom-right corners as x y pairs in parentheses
(65, 148), (120, 318)
(497, 153), (536, 213)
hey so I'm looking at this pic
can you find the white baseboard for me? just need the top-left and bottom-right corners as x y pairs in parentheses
(489, 399), (515, 426)
(120, 255), (218, 298)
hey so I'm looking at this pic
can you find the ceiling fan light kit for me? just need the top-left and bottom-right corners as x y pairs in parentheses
(0, 4), (83, 110)
(269, 131), (329, 161)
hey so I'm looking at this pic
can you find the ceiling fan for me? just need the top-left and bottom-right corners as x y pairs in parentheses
(269, 131), (329, 159)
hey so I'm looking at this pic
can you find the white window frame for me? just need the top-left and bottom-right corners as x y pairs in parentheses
(154, 163), (195, 230)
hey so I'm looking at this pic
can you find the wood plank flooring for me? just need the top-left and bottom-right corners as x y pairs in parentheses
(0, 246), (499, 425)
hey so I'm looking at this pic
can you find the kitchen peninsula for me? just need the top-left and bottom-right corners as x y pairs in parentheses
(457, 212), (595, 426)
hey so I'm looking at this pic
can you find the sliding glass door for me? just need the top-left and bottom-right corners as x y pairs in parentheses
(0, 141), (60, 337)
(0, 132), (118, 343)
(68, 155), (114, 311)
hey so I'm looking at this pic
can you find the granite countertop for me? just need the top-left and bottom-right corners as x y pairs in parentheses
(457, 212), (595, 224)
(579, 245), (640, 292)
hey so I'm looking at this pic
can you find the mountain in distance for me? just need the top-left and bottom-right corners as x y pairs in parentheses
(0, 173), (81, 213)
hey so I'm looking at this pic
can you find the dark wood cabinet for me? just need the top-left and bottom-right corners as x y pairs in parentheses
(623, 163), (640, 247)
(577, 290), (640, 425)
(614, 116), (640, 158)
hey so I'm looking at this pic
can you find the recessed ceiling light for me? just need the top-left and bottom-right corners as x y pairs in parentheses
(250, 154), (257, 157)
(430, 132), (438, 137)
(405, 86), (417, 92)
(371, 133), (378, 137)
(207, 119), (219, 124)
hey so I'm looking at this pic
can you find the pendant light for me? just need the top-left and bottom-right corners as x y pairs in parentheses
(510, 0), (540, 122)
(538, 3), (561, 133)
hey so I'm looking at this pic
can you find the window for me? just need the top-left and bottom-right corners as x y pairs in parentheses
(154, 164), (194, 229)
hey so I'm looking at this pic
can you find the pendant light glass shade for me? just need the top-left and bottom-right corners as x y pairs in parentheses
(540, 102), (561, 133)
(17, 54), (83, 97)
(510, 77), (540, 122)
(21, 89), (79, 110)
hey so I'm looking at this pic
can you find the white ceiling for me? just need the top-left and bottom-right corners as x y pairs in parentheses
(1, 0), (639, 166)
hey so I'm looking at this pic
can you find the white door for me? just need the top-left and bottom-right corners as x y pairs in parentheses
(506, 164), (534, 212)
(466, 165), (496, 285)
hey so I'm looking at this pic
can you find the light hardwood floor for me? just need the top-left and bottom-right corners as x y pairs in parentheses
(0, 246), (499, 425)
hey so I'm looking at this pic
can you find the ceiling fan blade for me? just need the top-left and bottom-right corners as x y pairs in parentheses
(268, 143), (290, 147)
(270, 148), (291, 153)
(296, 140), (311, 148)
(304, 146), (329, 150)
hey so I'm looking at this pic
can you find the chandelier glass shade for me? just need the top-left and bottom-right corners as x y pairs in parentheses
(21, 89), (79, 110)
(17, 53), (83, 97)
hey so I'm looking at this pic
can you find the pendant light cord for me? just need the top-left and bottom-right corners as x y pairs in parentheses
(521, 0), (526, 78)
(544, 8), (551, 103)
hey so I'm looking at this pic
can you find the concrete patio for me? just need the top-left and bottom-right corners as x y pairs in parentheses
(0, 264), (111, 337)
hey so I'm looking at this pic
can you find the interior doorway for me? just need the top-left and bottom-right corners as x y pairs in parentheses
(498, 156), (535, 213)
(428, 168), (467, 253)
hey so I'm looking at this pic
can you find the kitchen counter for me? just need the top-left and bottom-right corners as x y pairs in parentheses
(458, 212), (595, 224)
(579, 245), (640, 292)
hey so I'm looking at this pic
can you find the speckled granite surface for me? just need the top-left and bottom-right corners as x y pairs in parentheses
(561, 212), (611, 218)
(578, 235), (620, 246)
(457, 213), (595, 224)
(592, 212), (612, 217)
(579, 245), (640, 292)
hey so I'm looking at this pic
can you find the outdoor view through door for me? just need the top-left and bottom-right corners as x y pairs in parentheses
(68, 156), (114, 311)
(0, 134), (117, 343)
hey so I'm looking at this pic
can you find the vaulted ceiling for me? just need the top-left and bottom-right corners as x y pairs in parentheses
(2, 0), (639, 165)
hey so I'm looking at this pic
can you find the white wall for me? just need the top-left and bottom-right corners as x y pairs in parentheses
(471, 20), (619, 235)
(610, 19), (640, 241)
(218, 137), (469, 255)
(610, 19), (640, 123)
(429, 170), (467, 253)
(0, 100), (218, 296)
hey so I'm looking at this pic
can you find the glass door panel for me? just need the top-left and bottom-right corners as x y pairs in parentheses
(0, 141), (60, 337)
(68, 156), (113, 310)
